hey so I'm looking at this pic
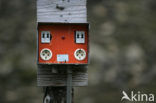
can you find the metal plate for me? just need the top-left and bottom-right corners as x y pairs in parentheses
(57, 54), (69, 62)
(37, 23), (89, 65)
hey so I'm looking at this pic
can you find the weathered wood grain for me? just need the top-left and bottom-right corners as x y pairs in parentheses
(37, 0), (87, 23)
(37, 65), (88, 86)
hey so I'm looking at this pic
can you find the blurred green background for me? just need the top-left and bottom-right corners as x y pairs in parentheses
(0, 0), (156, 103)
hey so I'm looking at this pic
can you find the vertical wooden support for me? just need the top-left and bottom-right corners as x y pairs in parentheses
(67, 68), (72, 103)
(43, 87), (66, 103)
(36, 0), (88, 103)
(37, 0), (88, 87)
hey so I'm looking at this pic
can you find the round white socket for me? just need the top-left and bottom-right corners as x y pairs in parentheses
(74, 48), (86, 61)
(40, 48), (52, 61)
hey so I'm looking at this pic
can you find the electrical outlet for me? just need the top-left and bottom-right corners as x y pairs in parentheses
(74, 48), (86, 61)
(41, 31), (51, 43)
(40, 48), (52, 60)
(75, 31), (85, 43)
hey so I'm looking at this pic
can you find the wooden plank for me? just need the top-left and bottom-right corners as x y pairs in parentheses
(37, 65), (88, 86)
(37, 0), (87, 23)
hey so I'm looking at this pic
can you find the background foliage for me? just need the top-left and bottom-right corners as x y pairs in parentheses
(0, 0), (156, 103)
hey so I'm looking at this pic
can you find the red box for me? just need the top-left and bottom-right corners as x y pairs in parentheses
(37, 23), (89, 65)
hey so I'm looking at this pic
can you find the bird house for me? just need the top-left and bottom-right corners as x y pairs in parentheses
(37, 23), (89, 65)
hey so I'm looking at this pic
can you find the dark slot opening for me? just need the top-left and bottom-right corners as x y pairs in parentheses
(47, 33), (49, 38)
(77, 34), (79, 38)
(81, 34), (84, 38)
(42, 33), (45, 38)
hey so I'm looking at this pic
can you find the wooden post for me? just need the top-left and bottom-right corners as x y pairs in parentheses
(37, 0), (87, 23)
(36, 0), (88, 103)
(67, 68), (72, 103)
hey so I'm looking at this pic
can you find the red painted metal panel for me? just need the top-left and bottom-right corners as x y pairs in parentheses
(38, 23), (89, 64)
